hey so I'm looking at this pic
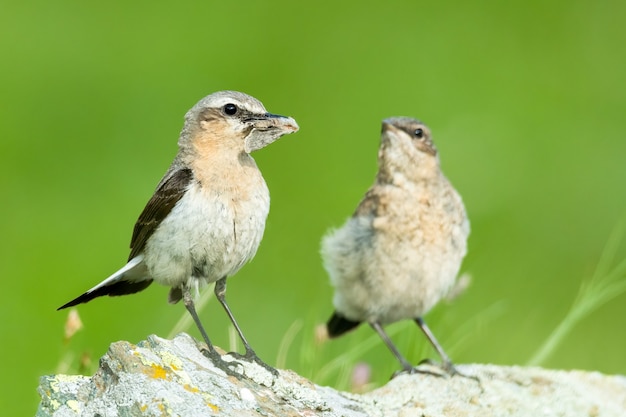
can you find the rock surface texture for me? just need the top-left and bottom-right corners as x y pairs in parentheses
(37, 333), (626, 417)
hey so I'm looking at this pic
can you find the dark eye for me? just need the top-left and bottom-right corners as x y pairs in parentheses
(414, 128), (424, 138)
(223, 103), (238, 116)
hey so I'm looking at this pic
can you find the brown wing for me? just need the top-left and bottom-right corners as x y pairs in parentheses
(353, 188), (380, 217)
(128, 167), (194, 260)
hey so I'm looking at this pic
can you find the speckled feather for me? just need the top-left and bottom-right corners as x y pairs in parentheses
(322, 117), (469, 329)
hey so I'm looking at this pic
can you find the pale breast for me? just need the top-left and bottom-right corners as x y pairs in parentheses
(371, 179), (468, 321)
(143, 175), (270, 288)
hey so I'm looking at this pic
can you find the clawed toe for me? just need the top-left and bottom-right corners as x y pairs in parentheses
(437, 360), (480, 382)
(226, 350), (279, 377)
(391, 358), (480, 383)
(391, 363), (443, 379)
(200, 348), (244, 378)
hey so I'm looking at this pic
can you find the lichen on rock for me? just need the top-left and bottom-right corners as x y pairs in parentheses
(36, 333), (626, 417)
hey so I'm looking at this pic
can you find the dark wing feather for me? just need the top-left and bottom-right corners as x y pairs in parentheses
(128, 167), (194, 260)
(56, 168), (194, 311)
(353, 189), (380, 217)
(57, 280), (153, 310)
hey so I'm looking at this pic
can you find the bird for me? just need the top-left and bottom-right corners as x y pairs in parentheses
(321, 116), (469, 377)
(58, 91), (299, 374)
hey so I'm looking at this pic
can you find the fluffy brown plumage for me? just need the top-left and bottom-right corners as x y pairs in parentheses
(322, 117), (469, 376)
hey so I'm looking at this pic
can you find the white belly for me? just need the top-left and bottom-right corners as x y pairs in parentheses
(143, 180), (270, 288)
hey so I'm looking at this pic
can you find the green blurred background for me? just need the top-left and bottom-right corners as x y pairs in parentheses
(2, 0), (626, 414)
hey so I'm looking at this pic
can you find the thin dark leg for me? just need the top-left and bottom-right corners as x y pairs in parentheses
(214, 277), (278, 376)
(370, 322), (413, 372)
(414, 317), (454, 371)
(415, 317), (482, 383)
(183, 285), (242, 378)
(183, 286), (216, 355)
(415, 317), (480, 382)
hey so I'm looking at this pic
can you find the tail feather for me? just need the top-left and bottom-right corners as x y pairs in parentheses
(326, 311), (361, 338)
(58, 256), (152, 310)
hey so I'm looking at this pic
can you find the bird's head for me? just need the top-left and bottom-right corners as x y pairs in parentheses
(179, 91), (299, 156)
(378, 117), (440, 181)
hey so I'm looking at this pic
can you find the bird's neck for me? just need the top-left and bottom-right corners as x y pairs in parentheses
(378, 157), (441, 185)
(179, 142), (263, 202)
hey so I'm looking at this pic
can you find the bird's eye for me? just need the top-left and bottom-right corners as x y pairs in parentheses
(223, 103), (238, 116)
(414, 128), (424, 139)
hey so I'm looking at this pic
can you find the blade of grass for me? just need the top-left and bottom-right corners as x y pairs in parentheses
(528, 220), (626, 366)
(276, 319), (303, 369)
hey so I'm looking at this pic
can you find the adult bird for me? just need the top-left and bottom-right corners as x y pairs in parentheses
(59, 91), (299, 374)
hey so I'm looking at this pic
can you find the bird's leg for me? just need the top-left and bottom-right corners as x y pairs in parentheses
(414, 317), (455, 373)
(214, 277), (278, 376)
(415, 317), (479, 382)
(182, 286), (242, 377)
(371, 321), (449, 379)
(370, 322), (414, 374)
(183, 286), (217, 355)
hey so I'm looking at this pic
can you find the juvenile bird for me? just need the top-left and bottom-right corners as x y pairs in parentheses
(59, 91), (299, 373)
(321, 117), (469, 376)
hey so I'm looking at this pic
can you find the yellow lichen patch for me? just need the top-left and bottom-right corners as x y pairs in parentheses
(183, 383), (199, 393)
(158, 351), (184, 371)
(206, 402), (219, 413)
(66, 400), (80, 412)
(155, 401), (174, 415)
(146, 364), (169, 380)
(199, 392), (218, 412)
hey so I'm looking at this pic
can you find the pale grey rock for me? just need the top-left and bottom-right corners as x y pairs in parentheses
(36, 334), (626, 417)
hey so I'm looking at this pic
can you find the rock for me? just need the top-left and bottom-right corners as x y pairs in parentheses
(36, 333), (626, 417)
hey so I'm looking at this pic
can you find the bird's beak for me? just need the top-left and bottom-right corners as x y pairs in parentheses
(244, 113), (299, 153)
(380, 120), (400, 146)
(381, 120), (400, 134)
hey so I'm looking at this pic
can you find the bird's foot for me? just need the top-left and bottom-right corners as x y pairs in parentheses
(416, 358), (481, 383)
(227, 349), (279, 377)
(200, 347), (244, 379)
(391, 362), (443, 379)
(391, 358), (480, 383)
